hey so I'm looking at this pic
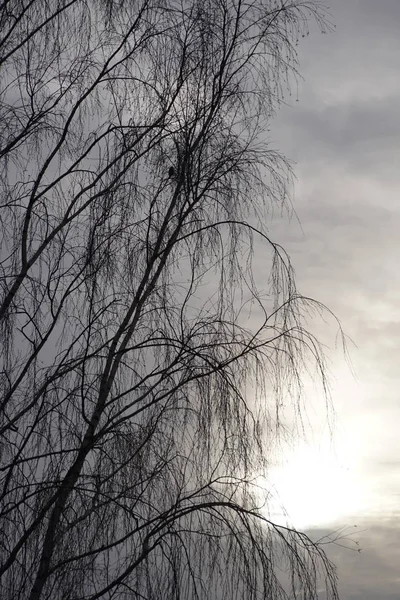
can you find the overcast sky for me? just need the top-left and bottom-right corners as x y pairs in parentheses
(2, 2), (397, 597)
(264, 0), (400, 597)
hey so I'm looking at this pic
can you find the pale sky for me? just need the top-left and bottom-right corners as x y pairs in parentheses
(263, 0), (400, 597)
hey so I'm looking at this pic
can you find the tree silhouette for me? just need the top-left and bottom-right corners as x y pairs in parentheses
(0, 1), (340, 599)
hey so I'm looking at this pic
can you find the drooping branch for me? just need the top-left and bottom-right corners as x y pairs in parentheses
(0, 1), (340, 599)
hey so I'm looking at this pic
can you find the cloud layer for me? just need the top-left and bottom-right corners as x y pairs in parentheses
(266, 0), (400, 596)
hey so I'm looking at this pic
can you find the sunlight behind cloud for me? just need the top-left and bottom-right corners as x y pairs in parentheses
(256, 441), (363, 531)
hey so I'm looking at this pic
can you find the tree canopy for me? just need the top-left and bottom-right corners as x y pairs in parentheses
(0, 1), (339, 599)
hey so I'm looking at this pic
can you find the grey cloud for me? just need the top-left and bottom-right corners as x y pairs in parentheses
(269, 197), (400, 312)
(269, 0), (400, 179)
(308, 520), (400, 599)
(271, 96), (400, 178)
(264, 3), (400, 597)
(299, 0), (400, 72)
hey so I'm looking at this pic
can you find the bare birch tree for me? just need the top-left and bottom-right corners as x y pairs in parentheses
(0, 1), (339, 599)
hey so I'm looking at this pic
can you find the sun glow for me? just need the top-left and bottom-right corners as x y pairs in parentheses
(255, 441), (362, 531)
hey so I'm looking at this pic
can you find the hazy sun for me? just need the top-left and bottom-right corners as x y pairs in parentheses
(254, 441), (361, 531)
